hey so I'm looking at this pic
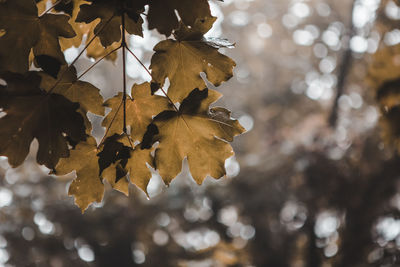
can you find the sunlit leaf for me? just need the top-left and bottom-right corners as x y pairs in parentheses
(56, 137), (104, 212)
(102, 82), (171, 142)
(142, 88), (245, 185)
(150, 18), (236, 102)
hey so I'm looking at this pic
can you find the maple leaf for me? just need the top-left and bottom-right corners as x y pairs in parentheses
(98, 134), (154, 196)
(124, 145), (154, 196)
(0, 0), (75, 75)
(150, 18), (236, 102)
(147, 0), (212, 36)
(96, 135), (132, 196)
(76, 0), (144, 47)
(33, 14), (76, 77)
(47, 0), (120, 61)
(0, 71), (86, 169)
(86, 28), (120, 61)
(102, 162), (130, 196)
(97, 134), (131, 176)
(0, 0), (39, 73)
(52, 0), (89, 51)
(56, 135), (138, 212)
(39, 65), (105, 132)
(56, 137), (104, 212)
(102, 82), (171, 142)
(142, 88), (245, 185)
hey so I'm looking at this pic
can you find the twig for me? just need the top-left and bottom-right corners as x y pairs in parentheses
(121, 13), (128, 134)
(77, 46), (121, 80)
(98, 100), (123, 148)
(125, 46), (178, 112)
(328, 0), (356, 127)
(47, 14), (115, 94)
(124, 134), (135, 150)
(40, 0), (62, 16)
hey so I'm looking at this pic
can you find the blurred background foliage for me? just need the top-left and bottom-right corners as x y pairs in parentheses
(3, 0), (400, 266)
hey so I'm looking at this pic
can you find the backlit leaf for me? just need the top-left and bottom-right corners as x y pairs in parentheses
(56, 137), (104, 212)
(0, 71), (86, 169)
(147, 0), (212, 36)
(0, 0), (75, 75)
(102, 82), (171, 142)
(142, 88), (245, 185)
(76, 0), (144, 47)
(150, 19), (236, 102)
(98, 134), (154, 196)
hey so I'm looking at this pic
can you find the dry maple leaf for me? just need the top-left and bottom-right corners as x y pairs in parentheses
(102, 82), (171, 142)
(76, 0), (144, 47)
(142, 88), (245, 185)
(147, 0), (212, 36)
(150, 17), (236, 103)
(0, 71), (86, 169)
(0, 0), (75, 75)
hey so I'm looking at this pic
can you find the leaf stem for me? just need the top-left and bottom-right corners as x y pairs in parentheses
(47, 14), (115, 94)
(125, 46), (178, 112)
(98, 100), (123, 148)
(121, 13), (127, 134)
(124, 134), (134, 149)
(77, 46), (121, 80)
(40, 0), (62, 16)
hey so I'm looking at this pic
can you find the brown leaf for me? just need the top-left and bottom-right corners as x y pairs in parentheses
(147, 0), (212, 36)
(76, 0), (144, 47)
(0, 0), (76, 75)
(0, 71), (86, 169)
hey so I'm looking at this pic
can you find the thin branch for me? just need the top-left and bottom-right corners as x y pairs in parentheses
(121, 13), (128, 134)
(328, 0), (356, 127)
(47, 14), (115, 94)
(125, 46), (178, 112)
(40, 0), (62, 16)
(77, 46), (121, 80)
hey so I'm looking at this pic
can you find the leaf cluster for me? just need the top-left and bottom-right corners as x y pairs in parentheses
(0, 0), (245, 211)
